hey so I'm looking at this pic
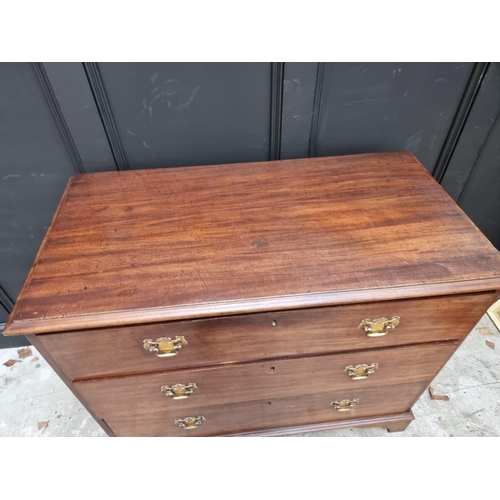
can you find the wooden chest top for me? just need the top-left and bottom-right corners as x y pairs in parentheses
(5, 151), (500, 335)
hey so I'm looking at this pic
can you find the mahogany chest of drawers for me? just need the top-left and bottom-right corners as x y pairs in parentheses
(4, 152), (500, 436)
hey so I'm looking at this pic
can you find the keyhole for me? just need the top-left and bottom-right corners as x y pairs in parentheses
(270, 367), (275, 372)
(271, 319), (277, 327)
(267, 402), (272, 406)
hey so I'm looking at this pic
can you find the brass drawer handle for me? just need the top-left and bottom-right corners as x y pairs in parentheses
(331, 399), (359, 411)
(344, 363), (379, 380)
(175, 416), (206, 429)
(143, 336), (188, 357)
(161, 383), (198, 399)
(358, 316), (400, 337)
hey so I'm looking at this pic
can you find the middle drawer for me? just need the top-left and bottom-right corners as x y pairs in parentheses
(76, 341), (458, 422)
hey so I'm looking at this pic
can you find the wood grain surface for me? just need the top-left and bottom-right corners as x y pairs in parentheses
(5, 151), (500, 335)
(28, 335), (114, 436)
(78, 381), (430, 437)
(39, 292), (493, 380)
(74, 342), (458, 418)
(232, 411), (415, 436)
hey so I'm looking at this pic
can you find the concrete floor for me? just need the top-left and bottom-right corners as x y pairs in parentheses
(1, 315), (499, 437)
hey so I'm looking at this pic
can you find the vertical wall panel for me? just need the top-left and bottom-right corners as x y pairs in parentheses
(0, 304), (8, 325)
(314, 63), (473, 171)
(457, 114), (500, 249)
(280, 63), (318, 159)
(441, 63), (500, 201)
(0, 63), (80, 301)
(43, 63), (117, 173)
(96, 63), (273, 169)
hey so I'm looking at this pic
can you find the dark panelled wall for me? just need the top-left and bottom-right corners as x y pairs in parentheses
(1, 62), (499, 347)
(459, 115), (500, 248)
(441, 63), (500, 200)
(313, 63), (474, 171)
(0, 64), (83, 303)
(0, 63), (119, 348)
(280, 63), (318, 159)
(441, 63), (500, 249)
(0, 304), (8, 324)
(93, 63), (275, 169)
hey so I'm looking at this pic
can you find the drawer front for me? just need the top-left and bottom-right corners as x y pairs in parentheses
(75, 342), (457, 436)
(81, 383), (428, 437)
(40, 292), (493, 380)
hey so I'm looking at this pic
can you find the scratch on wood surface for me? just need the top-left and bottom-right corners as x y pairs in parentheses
(49, 304), (64, 317)
(252, 239), (269, 248)
(76, 251), (100, 264)
(195, 268), (217, 301)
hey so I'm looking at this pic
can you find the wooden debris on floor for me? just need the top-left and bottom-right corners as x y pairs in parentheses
(429, 386), (450, 401)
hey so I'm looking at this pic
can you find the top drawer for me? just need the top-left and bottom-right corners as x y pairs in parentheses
(37, 292), (495, 380)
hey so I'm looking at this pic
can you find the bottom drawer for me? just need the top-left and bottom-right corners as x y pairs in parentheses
(89, 382), (429, 437)
(76, 342), (457, 436)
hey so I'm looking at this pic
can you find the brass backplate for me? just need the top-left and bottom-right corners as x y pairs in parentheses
(161, 383), (198, 399)
(344, 363), (379, 380)
(331, 398), (359, 411)
(143, 336), (188, 357)
(358, 316), (400, 337)
(175, 416), (206, 429)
